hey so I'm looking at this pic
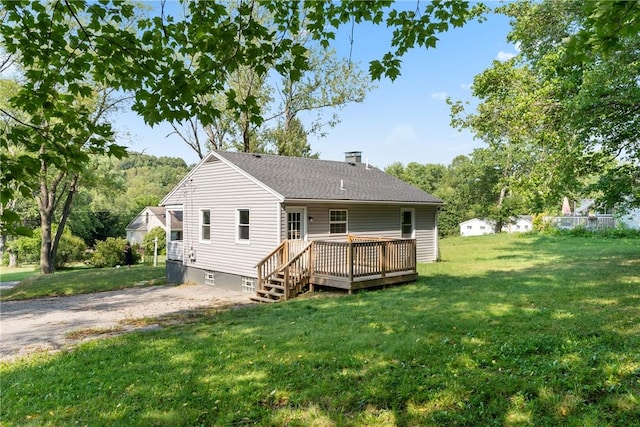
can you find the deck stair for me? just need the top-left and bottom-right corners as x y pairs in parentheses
(252, 241), (312, 303)
(252, 237), (418, 302)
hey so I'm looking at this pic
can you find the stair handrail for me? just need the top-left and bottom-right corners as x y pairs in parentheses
(277, 241), (313, 300)
(256, 240), (288, 292)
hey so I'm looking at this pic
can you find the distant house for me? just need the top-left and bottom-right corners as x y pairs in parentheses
(619, 208), (640, 229)
(502, 216), (533, 233)
(125, 206), (183, 245)
(160, 151), (444, 302)
(459, 218), (495, 236)
(460, 216), (533, 236)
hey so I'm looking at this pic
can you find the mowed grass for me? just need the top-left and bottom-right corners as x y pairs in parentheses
(0, 265), (166, 301)
(1, 233), (639, 426)
(0, 265), (40, 282)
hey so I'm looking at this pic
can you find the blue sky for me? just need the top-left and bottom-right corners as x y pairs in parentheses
(117, 4), (517, 169)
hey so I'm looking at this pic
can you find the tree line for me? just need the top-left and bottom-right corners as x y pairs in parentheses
(1, 153), (189, 267)
(1, 1), (638, 271)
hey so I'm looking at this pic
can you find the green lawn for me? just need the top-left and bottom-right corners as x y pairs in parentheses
(0, 265), (166, 301)
(0, 265), (40, 282)
(1, 233), (639, 426)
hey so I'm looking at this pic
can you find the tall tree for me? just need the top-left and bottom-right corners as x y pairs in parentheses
(0, 0), (486, 238)
(0, 2), (131, 272)
(500, 0), (640, 208)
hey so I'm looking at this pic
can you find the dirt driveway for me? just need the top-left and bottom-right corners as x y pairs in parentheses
(0, 284), (254, 362)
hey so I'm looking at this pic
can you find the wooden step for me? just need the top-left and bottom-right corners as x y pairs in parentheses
(250, 295), (279, 303)
(257, 288), (284, 298)
(263, 282), (285, 290)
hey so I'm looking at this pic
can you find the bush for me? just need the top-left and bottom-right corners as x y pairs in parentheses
(55, 233), (87, 268)
(91, 237), (141, 268)
(4, 234), (40, 265)
(2, 227), (87, 268)
(143, 227), (166, 256)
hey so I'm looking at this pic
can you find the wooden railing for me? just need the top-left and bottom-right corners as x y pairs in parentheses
(256, 237), (416, 300)
(279, 242), (313, 300)
(314, 238), (416, 280)
(256, 240), (288, 291)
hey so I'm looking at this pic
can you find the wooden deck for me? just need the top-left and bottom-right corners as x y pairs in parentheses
(253, 237), (417, 302)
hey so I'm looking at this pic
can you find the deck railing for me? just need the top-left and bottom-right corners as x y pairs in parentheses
(256, 240), (288, 291)
(313, 238), (416, 280)
(546, 215), (615, 230)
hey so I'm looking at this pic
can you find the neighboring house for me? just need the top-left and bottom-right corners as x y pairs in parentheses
(160, 151), (444, 301)
(502, 216), (533, 233)
(619, 208), (640, 229)
(459, 218), (495, 236)
(126, 206), (183, 245)
(460, 216), (533, 236)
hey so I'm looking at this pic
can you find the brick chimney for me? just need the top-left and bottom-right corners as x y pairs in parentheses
(344, 151), (362, 164)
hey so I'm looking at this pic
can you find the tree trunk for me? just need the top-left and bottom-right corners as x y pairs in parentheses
(50, 173), (79, 268)
(40, 213), (54, 274)
(0, 233), (5, 264)
(494, 186), (507, 233)
(8, 249), (18, 268)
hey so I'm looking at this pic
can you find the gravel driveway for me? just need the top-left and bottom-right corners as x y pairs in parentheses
(0, 284), (254, 362)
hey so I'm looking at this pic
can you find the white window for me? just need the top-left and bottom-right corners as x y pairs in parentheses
(204, 270), (215, 286)
(466, 225), (472, 230)
(329, 209), (348, 234)
(237, 209), (250, 242)
(242, 277), (255, 293)
(401, 208), (415, 238)
(200, 209), (211, 241)
(480, 226), (485, 230)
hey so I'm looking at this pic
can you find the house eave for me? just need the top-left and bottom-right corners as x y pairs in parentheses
(283, 198), (444, 206)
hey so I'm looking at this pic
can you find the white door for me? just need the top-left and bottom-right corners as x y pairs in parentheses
(286, 208), (307, 241)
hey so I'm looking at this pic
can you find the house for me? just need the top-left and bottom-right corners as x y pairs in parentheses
(460, 216), (533, 236)
(459, 218), (495, 236)
(160, 151), (444, 301)
(502, 216), (533, 233)
(618, 208), (640, 229)
(125, 206), (183, 245)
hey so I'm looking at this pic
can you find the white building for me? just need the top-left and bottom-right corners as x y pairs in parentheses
(459, 218), (495, 236)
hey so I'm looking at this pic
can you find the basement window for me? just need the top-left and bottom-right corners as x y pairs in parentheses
(204, 270), (215, 286)
(242, 277), (255, 293)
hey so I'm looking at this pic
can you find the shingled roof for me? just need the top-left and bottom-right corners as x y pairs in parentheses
(213, 151), (443, 204)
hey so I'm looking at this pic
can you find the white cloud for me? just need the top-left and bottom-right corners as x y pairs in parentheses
(431, 91), (448, 101)
(459, 83), (472, 90)
(384, 123), (418, 145)
(496, 50), (516, 62)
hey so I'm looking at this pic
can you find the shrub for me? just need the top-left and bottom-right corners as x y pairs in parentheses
(2, 227), (87, 267)
(91, 237), (141, 268)
(143, 227), (166, 256)
(55, 233), (87, 268)
(4, 234), (40, 265)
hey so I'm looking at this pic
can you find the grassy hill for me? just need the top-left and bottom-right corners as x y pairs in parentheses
(2, 233), (639, 426)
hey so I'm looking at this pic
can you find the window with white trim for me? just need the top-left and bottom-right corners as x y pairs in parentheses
(237, 209), (250, 242)
(241, 276), (255, 293)
(401, 209), (414, 238)
(329, 209), (348, 234)
(200, 209), (211, 241)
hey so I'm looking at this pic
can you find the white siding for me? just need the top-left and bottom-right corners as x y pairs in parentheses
(163, 157), (280, 278)
(283, 203), (439, 262)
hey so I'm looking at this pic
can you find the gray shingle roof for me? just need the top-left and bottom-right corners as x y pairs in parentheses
(215, 151), (443, 204)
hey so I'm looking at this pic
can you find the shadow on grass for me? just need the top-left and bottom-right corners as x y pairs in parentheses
(2, 235), (639, 425)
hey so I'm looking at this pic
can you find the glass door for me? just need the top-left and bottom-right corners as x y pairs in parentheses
(287, 208), (306, 240)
